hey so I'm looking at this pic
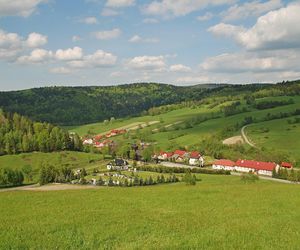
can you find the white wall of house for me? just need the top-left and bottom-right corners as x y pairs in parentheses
(212, 164), (234, 171)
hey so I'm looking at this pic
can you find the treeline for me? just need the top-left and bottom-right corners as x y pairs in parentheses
(136, 165), (231, 175)
(272, 168), (300, 182)
(0, 109), (82, 155)
(254, 99), (294, 110)
(0, 168), (24, 187)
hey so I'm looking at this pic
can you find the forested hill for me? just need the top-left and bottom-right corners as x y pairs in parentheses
(0, 81), (299, 126)
(0, 110), (82, 156)
(0, 83), (219, 125)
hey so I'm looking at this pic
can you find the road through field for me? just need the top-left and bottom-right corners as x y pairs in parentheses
(241, 125), (257, 148)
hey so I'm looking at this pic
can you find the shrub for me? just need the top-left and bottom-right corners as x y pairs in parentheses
(240, 173), (259, 183)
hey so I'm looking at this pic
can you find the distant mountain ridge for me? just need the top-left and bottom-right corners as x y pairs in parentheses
(0, 81), (297, 126)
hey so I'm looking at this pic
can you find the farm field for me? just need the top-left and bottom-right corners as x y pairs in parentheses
(1, 174), (300, 249)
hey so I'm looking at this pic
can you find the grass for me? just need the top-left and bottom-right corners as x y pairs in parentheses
(1, 174), (300, 249)
(0, 151), (105, 183)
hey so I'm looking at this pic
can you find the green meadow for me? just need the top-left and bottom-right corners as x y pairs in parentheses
(1, 175), (300, 249)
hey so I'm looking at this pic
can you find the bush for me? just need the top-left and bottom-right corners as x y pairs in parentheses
(182, 172), (197, 185)
(240, 173), (259, 183)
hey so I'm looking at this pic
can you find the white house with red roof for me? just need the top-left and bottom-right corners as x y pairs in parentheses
(235, 160), (279, 176)
(157, 151), (173, 161)
(212, 159), (236, 171)
(189, 151), (204, 167)
(281, 162), (293, 169)
(173, 150), (189, 162)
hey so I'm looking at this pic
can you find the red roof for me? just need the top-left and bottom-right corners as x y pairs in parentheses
(213, 159), (235, 167)
(281, 162), (293, 168)
(159, 151), (173, 157)
(190, 151), (201, 159)
(236, 160), (277, 171)
(173, 150), (187, 156)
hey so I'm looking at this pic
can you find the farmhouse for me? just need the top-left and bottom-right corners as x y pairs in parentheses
(212, 159), (236, 171)
(173, 150), (189, 163)
(157, 151), (173, 161)
(281, 162), (293, 169)
(235, 160), (279, 176)
(189, 151), (204, 167)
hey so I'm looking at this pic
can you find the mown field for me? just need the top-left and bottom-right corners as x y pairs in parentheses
(1, 174), (300, 249)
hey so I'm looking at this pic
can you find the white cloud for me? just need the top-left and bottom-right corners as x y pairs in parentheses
(72, 35), (82, 42)
(17, 49), (53, 64)
(26, 32), (47, 48)
(128, 35), (159, 43)
(201, 50), (300, 73)
(209, 2), (300, 50)
(106, 0), (135, 8)
(143, 0), (235, 18)
(176, 75), (211, 84)
(126, 55), (166, 71)
(68, 50), (117, 68)
(92, 28), (121, 40)
(80, 16), (98, 24)
(169, 64), (191, 73)
(101, 8), (120, 16)
(0, 0), (46, 17)
(222, 0), (282, 21)
(50, 67), (72, 74)
(197, 12), (213, 21)
(143, 18), (159, 24)
(0, 29), (47, 61)
(55, 47), (83, 61)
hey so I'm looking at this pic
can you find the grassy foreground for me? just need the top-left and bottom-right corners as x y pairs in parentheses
(1, 175), (300, 249)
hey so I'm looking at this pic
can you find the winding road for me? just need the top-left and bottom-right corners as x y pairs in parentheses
(241, 125), (257, 148)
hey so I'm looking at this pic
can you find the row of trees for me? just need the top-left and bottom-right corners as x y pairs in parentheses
(0, 168), (24, 187)
(0, 110), (82, 155)
(272, 168), (300, 182)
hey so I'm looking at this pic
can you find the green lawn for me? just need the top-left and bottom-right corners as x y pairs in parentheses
(1, 175), (300, 249)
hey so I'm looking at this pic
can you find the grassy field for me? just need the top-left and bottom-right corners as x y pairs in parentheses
(1, 174), (300, 249)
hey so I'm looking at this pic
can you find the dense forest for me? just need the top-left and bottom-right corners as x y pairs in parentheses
(0, 109), (82, 156)
(0, 81), (299, 126)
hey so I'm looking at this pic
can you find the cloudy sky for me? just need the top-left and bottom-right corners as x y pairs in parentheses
(0, 0), (299, 90)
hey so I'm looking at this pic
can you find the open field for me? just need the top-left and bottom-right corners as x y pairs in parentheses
(1, 174), (300, 249)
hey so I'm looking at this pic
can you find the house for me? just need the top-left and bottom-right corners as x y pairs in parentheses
(212, 159), (236, 171)
(189, 151), (204, 167)
(107, 159), (129, 170)
(157, 151), (173, 161)
(83, 138), (93, 145)
(281, 162), (293, 169)
(173, 150), (189, 163)
(235, 160), (279, 176)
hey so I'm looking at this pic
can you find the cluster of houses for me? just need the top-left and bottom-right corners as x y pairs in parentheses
(212, 159), (293, 176)
(153, 150), (205, 166)
(83, 129), (127, 148)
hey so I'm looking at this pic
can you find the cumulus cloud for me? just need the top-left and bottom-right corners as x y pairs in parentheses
(92, 28), (121, 40)
(0, 29), (47, 61)
(209, 2), (300, 50)
(197, 12), (213, 21)
(169, 64), (191, 73)
(126, 55), (166, 71)
(49, 67), (72, 74)
(17, 49), (53, 64)
(80, 16), (98, 24)
(55, 47), (83, 61)
(26, 32), (47, 48)
(201, 50), (300, 73)
(0, 0), (46, 17)
(128, 35), (159, 43)
(101, 8), (120, 16)
(106, 0), (135, 8)
(143, 0), (234, 18)
(222, 0), (282, 21)
(67, 50), (117, 68)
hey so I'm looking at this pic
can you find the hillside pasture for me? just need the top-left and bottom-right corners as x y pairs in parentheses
(1, 175), (300, 249)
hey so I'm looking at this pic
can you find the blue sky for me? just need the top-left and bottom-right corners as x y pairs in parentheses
(0, 0), (299, 90)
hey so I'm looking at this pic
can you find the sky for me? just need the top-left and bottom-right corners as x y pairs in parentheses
(0, 0), (300, 90)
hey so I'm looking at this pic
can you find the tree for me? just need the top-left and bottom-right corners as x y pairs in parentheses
(22, 165), (33, 182)
(182, 172), (197, 185)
